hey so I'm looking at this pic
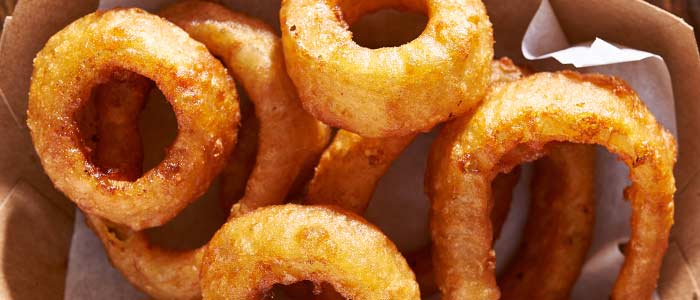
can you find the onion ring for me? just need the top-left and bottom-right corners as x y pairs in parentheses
(499, 143), (595, 300)
(27, 8), (240, 230)
(305, 130), (416, 212)
(85, 2), (330, 299)
(427, 71), (676, 299)
(280, 0), (494, 137)
(161, 0), (331, 216)
(199, 204), (420, 300)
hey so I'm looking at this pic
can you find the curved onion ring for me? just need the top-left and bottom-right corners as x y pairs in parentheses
(306, 130), (416, 212)
(427, 71), (676, 300)
(27, 8), (240, 230)
(499, 143), (595, 300)
(86, 2), (330, 299)
(200, 204), (420, 300)
(162, 0), (330, 216)
(280, 0), (494, 137)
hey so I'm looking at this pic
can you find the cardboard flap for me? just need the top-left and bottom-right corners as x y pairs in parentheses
(0, 180), (73, 300)
(0, 1), (97, 299)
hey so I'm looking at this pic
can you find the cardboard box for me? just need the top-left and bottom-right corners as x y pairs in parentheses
(1, 0), (699, 299)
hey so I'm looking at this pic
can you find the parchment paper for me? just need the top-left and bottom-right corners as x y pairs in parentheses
(64, 1), (677, 299)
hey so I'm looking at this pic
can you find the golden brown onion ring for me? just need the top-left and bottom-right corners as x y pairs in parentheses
(499, 143), (595, 300)
(27, 8), (240, 230)
(200, 204), (420, 300)
(427, 71), (676, 300)
(306, 130), (416, 212)
(161, 0), (331, 216)
(280, 0), (494, 137)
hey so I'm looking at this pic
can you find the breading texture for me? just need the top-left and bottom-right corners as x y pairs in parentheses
(200, 204), (421, 300)
(280, 0), (494, 137)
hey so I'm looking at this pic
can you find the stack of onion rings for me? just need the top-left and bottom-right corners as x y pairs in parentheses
(199, 204), (420, 300)
(426, 71), (676, 299)
(280, 0), (494, 137)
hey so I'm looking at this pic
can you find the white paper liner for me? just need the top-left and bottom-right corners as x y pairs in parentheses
(64, 1), (677, 299)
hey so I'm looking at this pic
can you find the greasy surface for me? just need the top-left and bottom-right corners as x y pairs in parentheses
(427, 71), (677, 300)
(280, 0), (493, 137)
(306, 130), (416, 213)
(161, 0), (330, 216)
(200, 204), (420, 300)
(27, 8), (240, 230)
(499, 143), (596, 300)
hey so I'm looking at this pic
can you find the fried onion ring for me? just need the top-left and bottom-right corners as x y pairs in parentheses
(199, 204), (420, 300)
(161, 0), (331, 216)
(280, 0), (494, 137)
(28, 8), (240, 230)
(305, 130), (416, 212)
(85, 2), (330, 299)
(499, 143), (595, 300)
(427, 71), (676, 300)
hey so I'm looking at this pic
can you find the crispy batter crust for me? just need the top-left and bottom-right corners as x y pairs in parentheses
(200, 204), (420, 300)
(161, 0), (330, 216)
(280, 0), (494, 137)
(27, 8), (240, 230)
(427, 71), (677, 300)
(306, 130), (416, 213)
